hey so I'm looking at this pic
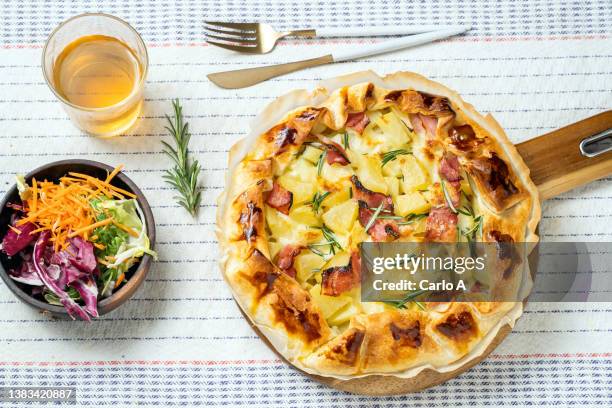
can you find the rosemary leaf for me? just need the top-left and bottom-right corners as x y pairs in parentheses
(396, 213), (428, 225)
(364, 202), (384, 231)
(162, 99), (201, 217)
(440, 180), (458, 214)
(384, 289), (429, 309)
(456, 205), (473, 217)
(316, 150), (327, 176)
(306, 191), (330, 214)
(313, 224), (343, 254)
(462, 215), (483, 240)
(381, 149), (411, 168)
(377, 215), (405, 220)
(343, 132), (349, 150)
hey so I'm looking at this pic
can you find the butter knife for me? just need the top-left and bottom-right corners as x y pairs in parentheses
(207, 26), (470, 89)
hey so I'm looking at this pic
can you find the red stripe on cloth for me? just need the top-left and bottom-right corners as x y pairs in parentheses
(489, 352), (612, 359)
(1, 34), (610, 49)
(0, 353), (611, 367)
(0, 359), (283, 367)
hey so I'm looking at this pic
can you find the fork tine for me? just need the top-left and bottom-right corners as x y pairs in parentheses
(206, 34), (258, 45)
(205, 21), (258, 32)
(205, 26), (257, 39)
(206, 40), (260, 53)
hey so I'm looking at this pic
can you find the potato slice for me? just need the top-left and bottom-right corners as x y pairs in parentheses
(302, 145), (323, 164)
(376, 111), (412, 148)
(321, 162), (353, 184)
(287, 158), (318, 184)
(382, 157), (403, 177)
(328, 302), (360, 326)
(323, 251), (351, 269)
(401, 155), (429, 192)
(309, 284), (352, 319)
(394, 192), (431, 216)
(385, 176), (400, 198)
(322, 200), (358, 234)
(354, 154), (388, 194)
(295, 252), (326, 284)
(289, 205), (321, 227)
(277, 176), (315, 204)
(266, 206), (321, 245)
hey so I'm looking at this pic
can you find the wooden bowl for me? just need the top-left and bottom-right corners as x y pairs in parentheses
(0, 159), (156, 318)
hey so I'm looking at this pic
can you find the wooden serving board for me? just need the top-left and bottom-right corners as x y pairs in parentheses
(242, 111), (612, 395)
(516, 110), (612, 200)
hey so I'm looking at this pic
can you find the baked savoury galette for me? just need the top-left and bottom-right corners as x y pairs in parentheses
(217, 72), (540, 378)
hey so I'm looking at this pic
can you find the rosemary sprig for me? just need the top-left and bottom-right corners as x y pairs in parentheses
(440, 179), (458, 214)
(381, 149), (411, 168)
(343, 132), (349, 150)
(316, 150), (327, 176)
(396, 213), (429, 225)
(162, 99), (202, 216)
(315, 224), (343, 254)
(456, 204), (474, 217)
(307, 245), (333, 260)
(305, 191), (330, 214)
(384, 289), (429, 309)
(462, 215), (483, 241)
(377, 214), (405, 220)
(364, 202), (384, 231)
(308, 224), (343, 259)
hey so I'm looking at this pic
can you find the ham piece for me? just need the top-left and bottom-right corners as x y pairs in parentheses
(266, 182), (293, 215)
(276, 244), (303, 278)
(425, 207), (458, 242)
(321, 251), (362, 296)
(345, 112), (370, 134)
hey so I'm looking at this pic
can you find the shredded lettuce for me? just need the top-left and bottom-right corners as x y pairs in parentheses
(15, 174), (31, 201)
(91, 198), (157, 297)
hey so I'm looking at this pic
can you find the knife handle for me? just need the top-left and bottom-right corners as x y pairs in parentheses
(516, 110), (612, 200)
(332, 27), (468, 62)
(315, 25), (462, 38)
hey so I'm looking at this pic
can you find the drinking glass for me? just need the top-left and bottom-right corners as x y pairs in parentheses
(42, 13), (148, 137)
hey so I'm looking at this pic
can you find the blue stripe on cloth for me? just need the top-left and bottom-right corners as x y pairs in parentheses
(0, 358), (610, 406)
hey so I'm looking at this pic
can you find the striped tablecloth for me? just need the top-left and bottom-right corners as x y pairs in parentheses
(0, 1), (610, 406)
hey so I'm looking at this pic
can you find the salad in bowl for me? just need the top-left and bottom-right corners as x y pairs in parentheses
(0, 164), (156, 320)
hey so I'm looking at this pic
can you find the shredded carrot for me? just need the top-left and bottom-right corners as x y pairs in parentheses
(8, 225), (22, 235)
(115, 273), (126, 287)
(68, 172), (136, 198)
(105, 164), (124, 183)
(94, 243), (106, 250)
(31, 178), (38, 213)
(68, 218), (113, 238)
(15, 165), (133, 249)
(112, 220), (139, 238)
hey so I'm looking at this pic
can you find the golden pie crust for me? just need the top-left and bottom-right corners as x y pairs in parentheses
(216, 71), (541, 379)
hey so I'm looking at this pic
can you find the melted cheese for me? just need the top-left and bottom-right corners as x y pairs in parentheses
(263, 109), (482, 327)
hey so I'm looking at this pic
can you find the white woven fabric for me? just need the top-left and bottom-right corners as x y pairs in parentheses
(0, 1), (610, 406)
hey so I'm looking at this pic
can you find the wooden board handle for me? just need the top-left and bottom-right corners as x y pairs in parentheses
(516, 110), (612, 200)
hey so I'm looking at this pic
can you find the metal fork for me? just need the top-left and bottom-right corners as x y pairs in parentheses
(205, 21), (456, 54)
